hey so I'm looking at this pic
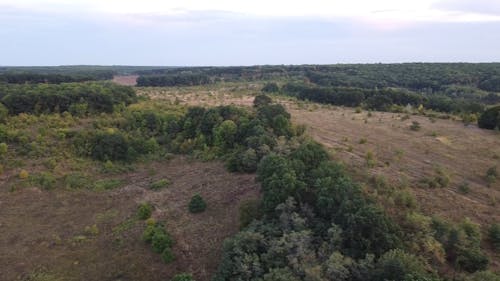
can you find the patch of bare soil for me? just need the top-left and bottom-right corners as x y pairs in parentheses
(0, 157), (259, 281)
(113, 75), (139, 86)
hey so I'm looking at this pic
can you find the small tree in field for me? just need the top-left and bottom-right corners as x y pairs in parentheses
(189, 194), (207, 213)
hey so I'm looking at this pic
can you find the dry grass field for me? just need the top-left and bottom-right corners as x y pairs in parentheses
(0, 157), (259, 281)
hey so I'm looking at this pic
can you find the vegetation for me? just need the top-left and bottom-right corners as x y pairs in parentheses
(137, 202), (153, 220)
(0, 82), (137, 115)
(143, 222), (175, 264)
(2, 64), (500, 280)
(188, 194), (207, 213)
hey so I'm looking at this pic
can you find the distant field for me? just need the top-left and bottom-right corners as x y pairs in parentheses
(1, 157), (258, 281)
(113, 75), (139, 86)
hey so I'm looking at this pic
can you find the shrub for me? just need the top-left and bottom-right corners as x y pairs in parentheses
(458, 181), (470, 194)
(152, 232), (173, 253)
(489, 223), (500, 250)
(63, 173), (91, 189)
(137, 203), (153, 220)
(0, 142), (7, 157)
(92, 179), (124, 191)
(410, 121), (421, 131)
(161, 247), (175, 263)
(19, 169), (29, 179)
(142, 224), (162, 243)
(456, 247), (489, 272)
(90, 131), (131, 161)
(150, 179), (170, 190)
(188, 194), (207, 213)
(486, 166), (498, 186)
(171, 273), (194, 281)
(30, 172), (57, 190)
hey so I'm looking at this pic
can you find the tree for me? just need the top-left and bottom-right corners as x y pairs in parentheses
(214, 120), (237, 150)
(188, 194), (207, 213)
(253, 94), (273, 107)
(262, 82), (279, 93)
(478, 106), (500, 130)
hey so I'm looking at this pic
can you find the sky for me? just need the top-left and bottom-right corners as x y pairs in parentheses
(0, 0), (499, 66)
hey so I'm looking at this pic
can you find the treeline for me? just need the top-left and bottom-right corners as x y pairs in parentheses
(281, 83), (486, 114)
(0, 71), (114, 84)
(136, 74), (212, 87)
(135, 63), (500, 91)
(304, 63), (500, 92)
(0, 82), (137, 115)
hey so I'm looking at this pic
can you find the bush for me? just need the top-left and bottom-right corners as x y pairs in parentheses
(489, 223), (500, 250)
(137, 203), (153, 220)
(161, 247), (175, 263)
(152, 232), (174, 253)
(171, 273), (194, 281)
(63, 173), (91, 189)
(19, 169), (29, 179)
(90, 131), (131, 161)
(142, 224), (163, 243)
(92, 179), (124, 191)
(0, 142), (7, 157)
(150, 179), (170, 190)
(410, 121), (421, 131)
(30, 172), (57, 190)
(458, 181), (470, 194)
(188, 194), (207, 213)
(486, 166), (498, 186)
(456, 247), (489, 272)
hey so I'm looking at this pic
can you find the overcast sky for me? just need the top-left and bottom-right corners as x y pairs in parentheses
(0, 0), (499, 66)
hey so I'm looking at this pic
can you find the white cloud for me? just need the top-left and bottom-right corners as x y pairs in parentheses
(1, 0), (500, 27)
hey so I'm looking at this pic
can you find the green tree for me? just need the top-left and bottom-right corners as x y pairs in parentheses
(188, 194), (207, 213)
(214, 120), (237, 150)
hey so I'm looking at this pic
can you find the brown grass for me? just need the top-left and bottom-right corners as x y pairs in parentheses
(0, 157), (259, 281)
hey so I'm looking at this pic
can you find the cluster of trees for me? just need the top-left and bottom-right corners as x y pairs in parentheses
(136, 74), (212, 87)
(478, 106), (500, 130)
(73, 95), (297, 171)
(0, 71), (113, 84)
(0, 82), (137, 115)
(281, 83), (486, 114)
(214, 141), (442, 280)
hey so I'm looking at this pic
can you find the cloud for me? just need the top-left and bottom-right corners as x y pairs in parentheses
(433, 0), (500, 16)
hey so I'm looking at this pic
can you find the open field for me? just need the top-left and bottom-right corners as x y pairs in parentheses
(0, 157), (259, 281)
(112, 75), (139, 86)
